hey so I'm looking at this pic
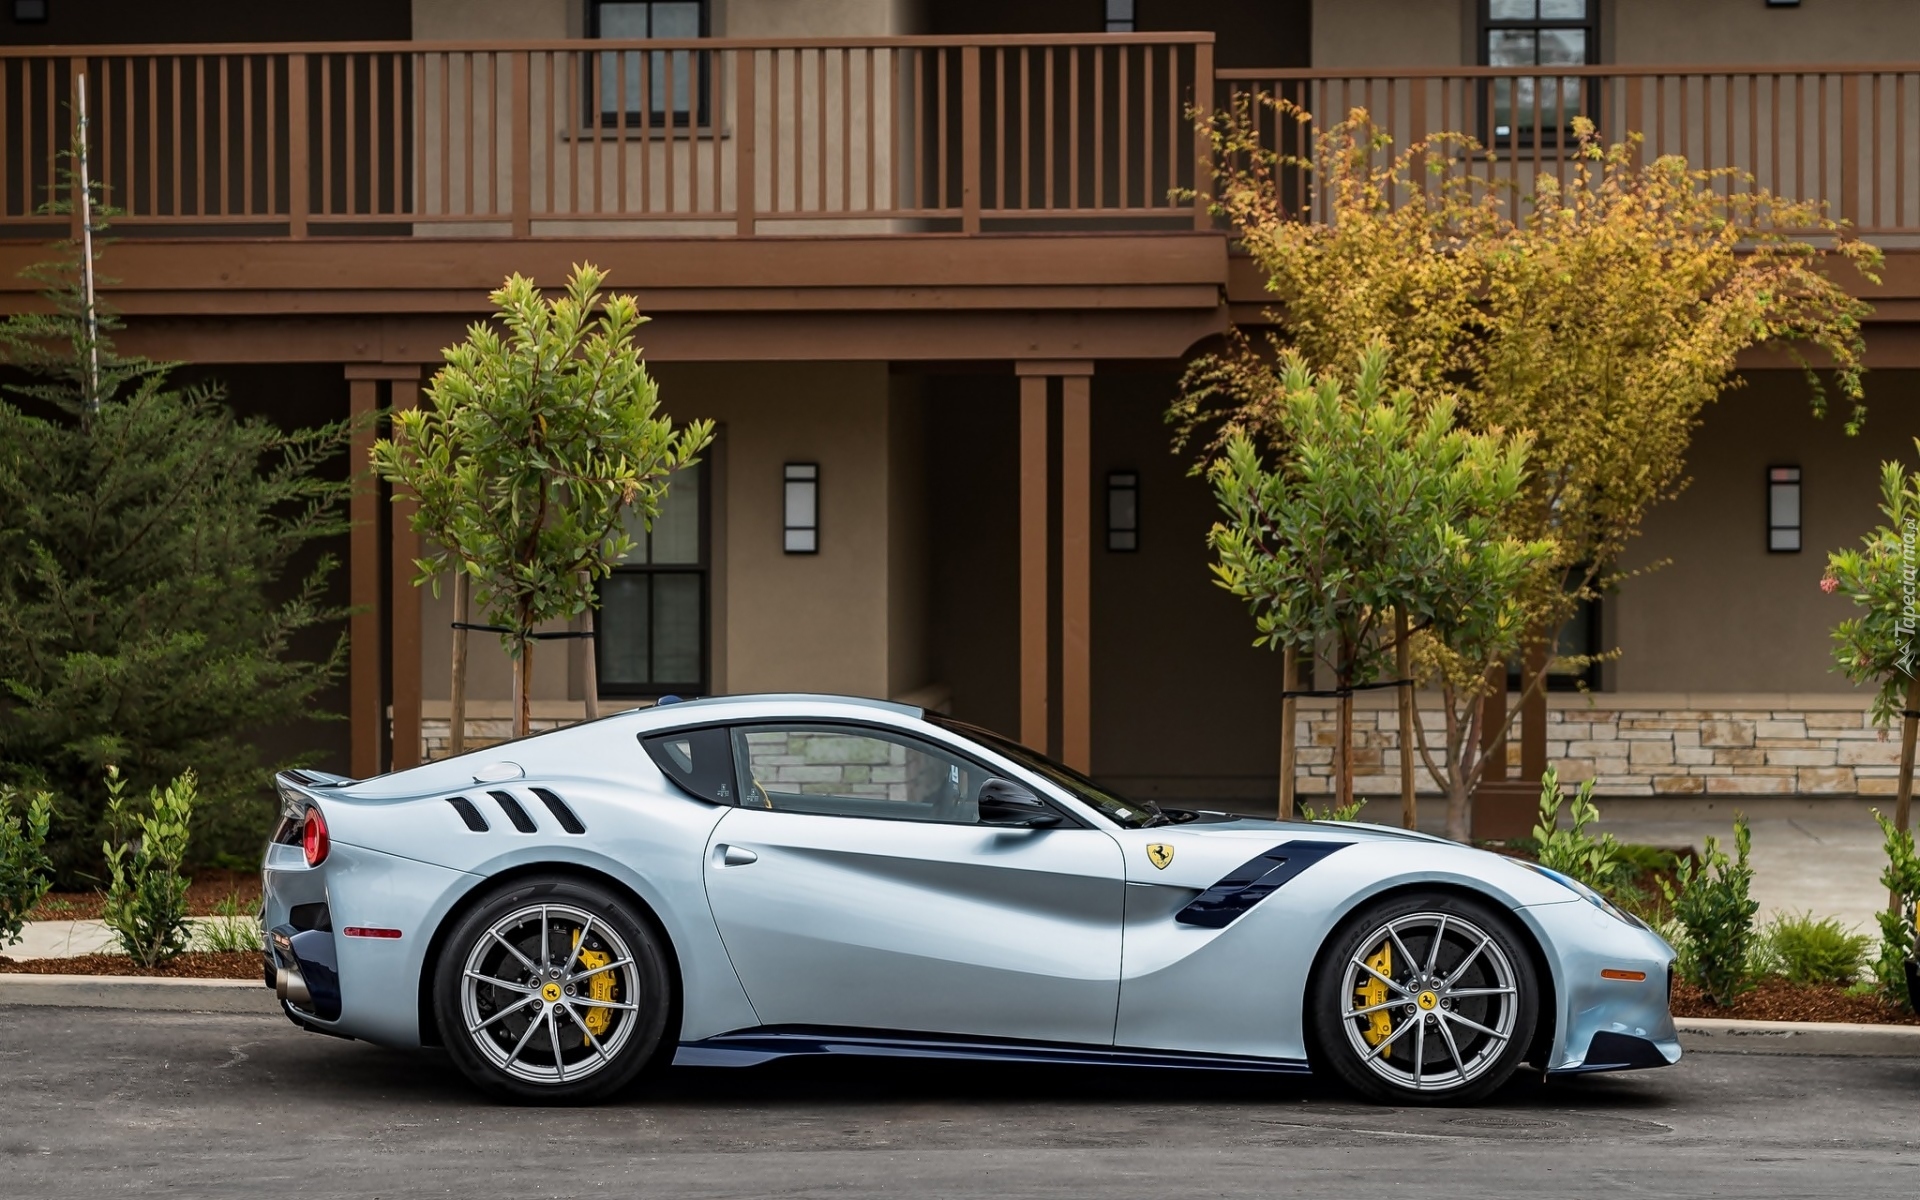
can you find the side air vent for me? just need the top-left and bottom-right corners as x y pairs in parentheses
(490, 790), (538, 833)
(532, 787), (586, 835)
(446, 796), (489, 832)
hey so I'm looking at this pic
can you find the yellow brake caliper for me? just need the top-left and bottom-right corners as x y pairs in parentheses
(571, 929), (616, 1046)
(1356, 939), (1394, 1059)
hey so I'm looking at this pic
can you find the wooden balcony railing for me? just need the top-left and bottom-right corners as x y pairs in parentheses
(1220, 64), (1920, 235)
(1, 42), (1917, 240)
(0, 36), (1213, 238)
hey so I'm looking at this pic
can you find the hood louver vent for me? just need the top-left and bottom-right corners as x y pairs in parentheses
(532, 787), (586, 835)
(446, 796), (489, 832)
(490, 790), (538, 833)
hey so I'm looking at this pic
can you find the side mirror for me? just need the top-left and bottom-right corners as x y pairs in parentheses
(977, 779), (1061, 828)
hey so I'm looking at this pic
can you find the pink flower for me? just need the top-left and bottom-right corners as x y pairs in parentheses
(1819, 574), (1839, 594)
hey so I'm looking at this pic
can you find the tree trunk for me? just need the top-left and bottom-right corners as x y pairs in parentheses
(1897, 673), (1920, 835)
(581, 601), (600, 723)
(1336, 688), (1354, 813)
(1397, 609), (1415, 831)
(1279, 644), (1297, 821)
(447, 572), (468, 757)
(512, 636), (534, 738)
(1445, 771), (1472, 844)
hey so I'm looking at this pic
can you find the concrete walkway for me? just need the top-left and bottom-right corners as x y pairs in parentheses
(5, 918), (243, 960)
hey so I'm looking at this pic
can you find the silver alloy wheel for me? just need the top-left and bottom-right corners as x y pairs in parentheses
(458, 901), (643, 1086)
(1336, 911), (1520, 1094)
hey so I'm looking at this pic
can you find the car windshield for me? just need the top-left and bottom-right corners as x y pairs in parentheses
(931, 715), (1167, 829)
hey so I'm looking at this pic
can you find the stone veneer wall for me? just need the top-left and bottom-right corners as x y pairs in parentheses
(420, 693), (1894, 798)
(1287, 693), (1895, 797)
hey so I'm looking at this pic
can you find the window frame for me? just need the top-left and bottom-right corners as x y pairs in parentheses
(1477, 0), (1600, 150)
(594, 462), (711, 699)
(586, 0), (713, 130)
(725, 719), (1079, 828)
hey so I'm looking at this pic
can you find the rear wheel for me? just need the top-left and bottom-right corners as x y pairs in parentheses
(433, 875), (672, 1103)
(1307, 893), (1538, 1105)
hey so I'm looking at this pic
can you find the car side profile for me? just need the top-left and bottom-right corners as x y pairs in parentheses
(262, 694), (1679, 1104)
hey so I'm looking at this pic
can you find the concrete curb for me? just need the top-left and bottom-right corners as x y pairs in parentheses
(0, 974), (279, 1014)
(1676, 1017), (1920, 1057)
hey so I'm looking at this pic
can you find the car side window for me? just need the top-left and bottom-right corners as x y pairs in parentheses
(641, 725), (740, 804)
(730, 724), (988, 824)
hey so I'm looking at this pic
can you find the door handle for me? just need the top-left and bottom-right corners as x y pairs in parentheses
(714, 844), (758, 867)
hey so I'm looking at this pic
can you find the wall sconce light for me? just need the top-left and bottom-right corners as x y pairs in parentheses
(1764, 1), (1801, 7)
(1767, 465), (1801, 552)
(1104, 0), (1135, 32)
(783, 463), (818, 554)
(1107, 470), (1139, 552)
(13, 0), (48, 22)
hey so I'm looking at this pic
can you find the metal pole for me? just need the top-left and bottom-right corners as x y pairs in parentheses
(74, 74), (101, 412)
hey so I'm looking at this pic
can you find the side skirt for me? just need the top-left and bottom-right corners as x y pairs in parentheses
(673, 1026), (1312, 1074)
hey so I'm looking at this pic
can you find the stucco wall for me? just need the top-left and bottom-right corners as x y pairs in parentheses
(1612, 369), (1918, 694)
(1311, 0), (1472, 69)
(1608, 0), (1920, 65)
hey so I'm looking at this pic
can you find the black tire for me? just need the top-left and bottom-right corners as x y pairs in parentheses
(433, 874), (673, 1104)
(1306, 891), (1539, 1105)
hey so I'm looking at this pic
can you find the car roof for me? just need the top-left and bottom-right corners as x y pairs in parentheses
(641, 693), (924, 721)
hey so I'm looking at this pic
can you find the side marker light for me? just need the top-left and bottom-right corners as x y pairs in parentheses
(1600, 969), (1647, 982)
(342, 927), (403, 939)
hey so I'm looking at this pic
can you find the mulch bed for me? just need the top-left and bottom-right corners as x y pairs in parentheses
(1671, 977), (1920, 1025)
(0, 950), (262, 979)
(28, 868), (263, 922)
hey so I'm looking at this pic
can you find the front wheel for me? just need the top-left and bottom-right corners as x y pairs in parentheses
(1307, 893), (1538, 1105)
(433, 875), (673, 1104)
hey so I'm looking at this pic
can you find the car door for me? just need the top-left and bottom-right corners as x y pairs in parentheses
(701, 721), (1126, 1046)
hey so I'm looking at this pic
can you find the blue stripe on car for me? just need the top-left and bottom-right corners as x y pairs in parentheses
(1173, 841), (1353, 929)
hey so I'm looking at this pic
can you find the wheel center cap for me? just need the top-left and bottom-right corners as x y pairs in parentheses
(541, 981), (563, 1004)
(1416, 990), (1439, 1011)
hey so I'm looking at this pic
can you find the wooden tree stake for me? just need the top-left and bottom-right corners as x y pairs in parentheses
(1279, 644), (1297, 821)
(1398, 608), (1416, 830)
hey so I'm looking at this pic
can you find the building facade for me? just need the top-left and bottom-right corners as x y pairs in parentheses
(2, 0), (1916, 808)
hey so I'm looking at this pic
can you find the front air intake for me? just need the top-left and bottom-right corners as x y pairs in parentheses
(489, 790), (538, 833)
(532, 787), (586, 835)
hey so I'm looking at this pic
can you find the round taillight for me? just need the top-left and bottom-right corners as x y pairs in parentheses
(302, 805), (330, 867)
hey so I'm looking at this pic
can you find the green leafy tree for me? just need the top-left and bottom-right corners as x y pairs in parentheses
(1824, 449), (1920, 831)
(1181, 102), (1880, 834)
(100, 765), (196, 968)
(1206, 347), (1554, 817)
(372, 264), (713, 737)
(0, 220), (351, 882)
(0, 786), (54, 951)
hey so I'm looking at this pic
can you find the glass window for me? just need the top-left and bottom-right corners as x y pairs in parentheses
(598, 463), (707, 696)
(589, 0), (708, 126)
(1481, 0), (1595, 143)
(929, 715), (1167, 829)
(1768, 465), (1802, 553)
(731, 725), (995, 824)
(641, 725), (738, 804)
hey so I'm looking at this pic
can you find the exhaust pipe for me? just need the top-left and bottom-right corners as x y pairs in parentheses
(275, 964), (312, 1007)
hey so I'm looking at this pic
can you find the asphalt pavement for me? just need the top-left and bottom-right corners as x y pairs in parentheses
(1, 1006), (1916, 1199)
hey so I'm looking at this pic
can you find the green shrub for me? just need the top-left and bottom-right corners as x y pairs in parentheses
(1532, 766), (1627, 894)
(1872, 809), (1920, 1007)
(1756, 911), (1871, 987)
(1299, 797), (1366, 823)
(101, 766), (196, 968)
(1661, 814), (1759, 1006)
(194, 891), (262, 954)
(0, 786), (54, 951)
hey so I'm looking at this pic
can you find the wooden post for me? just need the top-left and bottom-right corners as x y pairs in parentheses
(1060, 371), (1092, 772)
(288, 54), (309, 238)
(581, 573), (601, 723)
(346, 371), (381, 779)
(448, 570), (469, 757)
(1479, 665), (1508, 783)
(734, 49), (756, 235)
(510, 50), (531, 238)
(1521, 638), (1548, 786)
(1191, 39), (1214, 230)
(388, 374), (424, 771)
(1839, 73), (1860, 228)
(960, 44), (980, 234)
(1017, 369), (1048, 750)
(1279, 644), (1297, 821)
(1398, 608), (1416, 830)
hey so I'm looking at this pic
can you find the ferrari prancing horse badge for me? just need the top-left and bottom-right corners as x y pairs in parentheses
(1146, 843), (1174, 870)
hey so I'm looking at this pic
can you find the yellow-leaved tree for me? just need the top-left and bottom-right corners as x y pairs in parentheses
(1176, 100), (1881, 841)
